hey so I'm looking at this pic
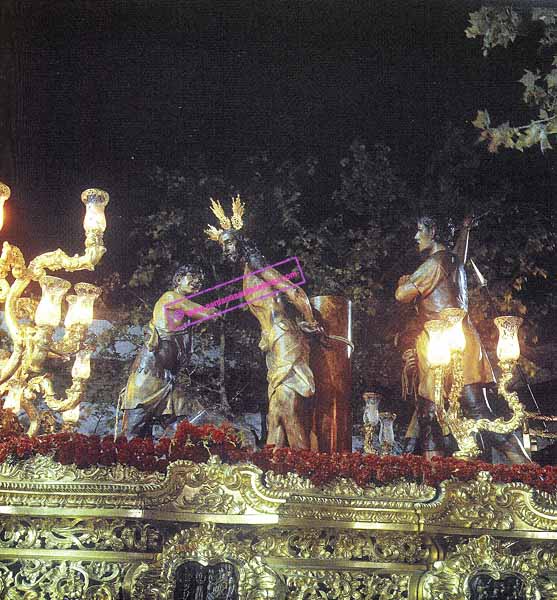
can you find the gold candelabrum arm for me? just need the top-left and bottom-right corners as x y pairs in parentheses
(445, 353), (482, 460)
(432, 366), (449, 436)
(38, 375), (87, 413)
(444, 353), (526, 460)
(0, 185), (108, 435)
(49, 325), (88, 356)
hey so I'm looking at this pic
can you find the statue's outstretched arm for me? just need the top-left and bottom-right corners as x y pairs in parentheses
(178, 299), (218, 321)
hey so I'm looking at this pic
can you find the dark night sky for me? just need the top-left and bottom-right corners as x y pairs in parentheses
(4, 0), (555, 274)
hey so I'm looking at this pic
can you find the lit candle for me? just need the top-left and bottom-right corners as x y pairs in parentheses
(495, 316), (523, 362)
(72, 350), (91, 380)
(35, 276), (71, 327)
(425, 319), (451, 367)
(81, 189), (109, 233)
(64, 295), (80, 328)
(64, 283), (101, 328)
(0, 181), (10, 231)
(440, 307), (467, 353)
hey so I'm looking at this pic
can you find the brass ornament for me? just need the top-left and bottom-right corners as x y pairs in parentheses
(133, 523), (286, 600)
(0, 181), (108, 435)
(283, 569), (410, 600)
(205, 194), (245, 242)
(0, 458), (555, 597)
(0, 559), (128, 599)
(420, 535), (557, 600)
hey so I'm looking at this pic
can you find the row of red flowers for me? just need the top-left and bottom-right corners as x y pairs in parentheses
(1, 417), (556, 492)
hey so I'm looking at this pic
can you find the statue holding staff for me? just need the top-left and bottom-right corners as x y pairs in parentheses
(395, 215), (529, 463)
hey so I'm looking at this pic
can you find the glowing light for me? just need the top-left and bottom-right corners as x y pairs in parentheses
(65, 284), (101, 328)
(0, 182), (10, 231)
(62, 405), (80, 424)
(3, 384), (21, 412)
(440, 307), (467, 353)
(363, 392), (381, 428)
(425, 319), (451, 368)
(495, 316), (523, 362)
(72, 350), (91, 380)
(35, 276), (71, 327)
(379, 412), (396, 448)
(81, 189), (109, 233)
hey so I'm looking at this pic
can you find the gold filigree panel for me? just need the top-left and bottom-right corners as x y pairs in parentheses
(0, 559), (130, 599)
(283, 570), (410, 600)
(0, 517), (164, 552)
(131, 523), (286, 600)
(420, 535), (557, 600)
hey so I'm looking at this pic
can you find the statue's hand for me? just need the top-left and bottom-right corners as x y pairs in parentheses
(402, 348), (417, 372)
(398, 274), (411, 286)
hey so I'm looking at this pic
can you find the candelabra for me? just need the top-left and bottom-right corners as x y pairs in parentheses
(362, 392), (381, 454)
(0, 182), (108, 435)
(426, 309), (526, 460)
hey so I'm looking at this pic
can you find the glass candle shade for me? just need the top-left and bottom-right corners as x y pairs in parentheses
(363, 392), (381, 428)
(495, 316), (523, 362)
(0, 181), (10, 231)
(425, 319), (451, 367)
(65, 283), (101, 327)
(35, 276), (71, 327)
(3, 384), (21, 412)
(64, 295), (80, 328)
(81, 188), (109, 233)
(72, 350), (91, 380)
(378, 412), (396, 448)
(440, 307), (467, 353)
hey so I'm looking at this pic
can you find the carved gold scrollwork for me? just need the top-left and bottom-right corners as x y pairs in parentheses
(420, 535), (557, 600)
(0, 517), (164, 552)
(283, 569), (410, 600)
(132, 523), (286, 600)
(422, 471), (517, 530)
(251, 529), (429, 563)
(0, 559), (129, 599)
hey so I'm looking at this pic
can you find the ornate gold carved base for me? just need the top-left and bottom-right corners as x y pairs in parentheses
(0, 457), (557, 598)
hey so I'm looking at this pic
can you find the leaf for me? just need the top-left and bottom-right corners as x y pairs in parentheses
(471, 110), (491, 130)
(545, 68), (557, 88)
(519, 69), (540, 90)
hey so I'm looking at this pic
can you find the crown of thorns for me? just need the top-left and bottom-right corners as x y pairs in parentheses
(205, 194), (245, 242)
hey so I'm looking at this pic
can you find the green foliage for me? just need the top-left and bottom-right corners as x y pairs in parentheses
(467, 8), (557, 153)
(466, 7), (521, 56)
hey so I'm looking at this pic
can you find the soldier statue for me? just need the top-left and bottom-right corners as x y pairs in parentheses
(395, 215), (529, 463)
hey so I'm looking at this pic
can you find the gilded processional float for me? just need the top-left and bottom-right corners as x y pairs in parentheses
(0, 184), (556, 599)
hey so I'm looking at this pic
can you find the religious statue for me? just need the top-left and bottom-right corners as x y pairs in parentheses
(395, 215), (529, 463)
(205, 196), (322, 449)
(119, 265), (216, 437)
